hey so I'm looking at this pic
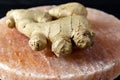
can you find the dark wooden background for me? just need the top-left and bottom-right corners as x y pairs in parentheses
(0, 0), (120, 19)
(0, 0), (120, 79)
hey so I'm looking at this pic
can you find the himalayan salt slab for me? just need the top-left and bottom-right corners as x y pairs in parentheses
(0, 6), (119, 80)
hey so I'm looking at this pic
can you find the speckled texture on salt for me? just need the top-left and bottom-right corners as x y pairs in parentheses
(0, 7), (120, 80)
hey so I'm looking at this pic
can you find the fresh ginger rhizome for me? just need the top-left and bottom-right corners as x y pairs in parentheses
(6, 2), (94, 57)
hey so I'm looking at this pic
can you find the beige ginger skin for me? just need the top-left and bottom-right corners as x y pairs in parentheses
(6, 9), (52, 28)
(6, 2), (94, 57)
(49, 2), (87, 18)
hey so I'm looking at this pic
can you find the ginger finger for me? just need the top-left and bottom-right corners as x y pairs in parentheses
(72, 28), (93, 48)
(51, 35), (72, 57)
(49, 2), (87, 18)
(71, 15), (94, 48)
(29, 31), (47, 50)
(6, 9), (52, 29)
(6, 17), (15, 28)
(6, 9), (52, 51)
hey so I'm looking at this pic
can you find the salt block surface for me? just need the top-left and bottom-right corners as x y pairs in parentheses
(0, 7), (120, 80)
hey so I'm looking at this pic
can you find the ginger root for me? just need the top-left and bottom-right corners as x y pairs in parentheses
(6, 2), (94, 57)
